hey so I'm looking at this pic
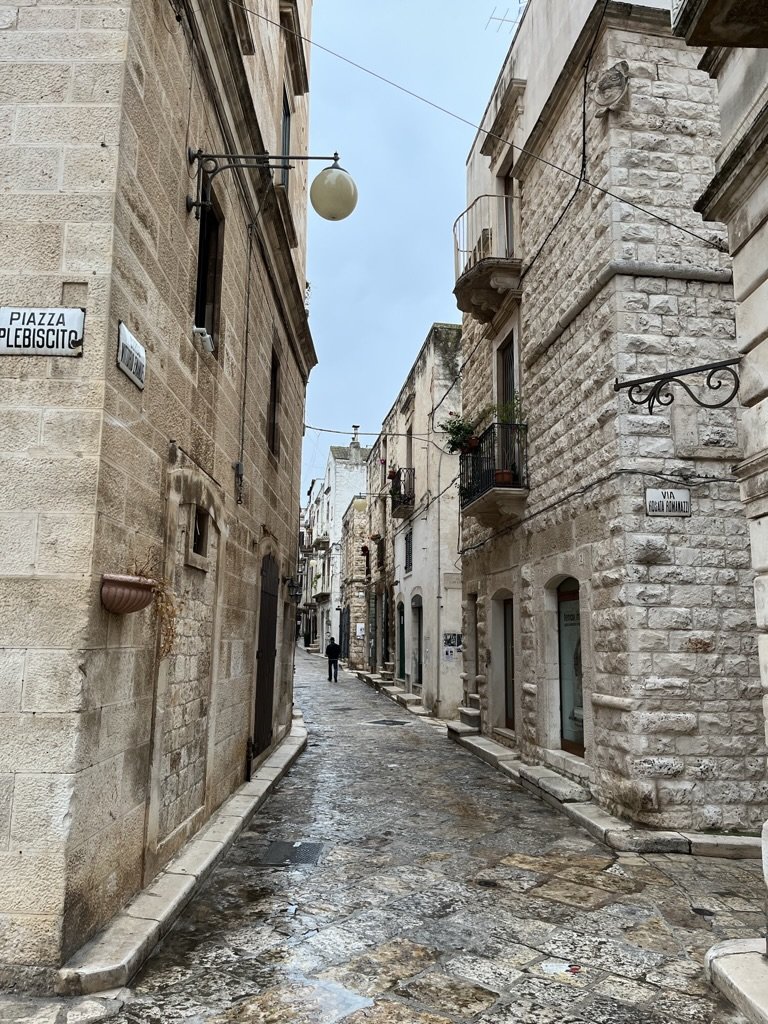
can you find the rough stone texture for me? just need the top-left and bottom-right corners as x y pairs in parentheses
(0, 0), (314, 985)
(12, 648), (755, 1024)
(457, 5), (764, 833)
(340, 496), (370, 670)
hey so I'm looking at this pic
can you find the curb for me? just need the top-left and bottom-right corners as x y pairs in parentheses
(706, 939), (768, 1024)
(448, 729), (761, 860)
(55, 713), (308, 997)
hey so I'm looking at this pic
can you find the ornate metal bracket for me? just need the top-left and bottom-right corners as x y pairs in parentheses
(186, 147), (340, 219)
(614, 358), (740, 414)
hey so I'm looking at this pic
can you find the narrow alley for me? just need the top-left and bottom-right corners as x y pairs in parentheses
(67, 647), (759, 1024)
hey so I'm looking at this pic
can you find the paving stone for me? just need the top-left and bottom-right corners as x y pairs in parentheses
(36, 649), (762, 1024)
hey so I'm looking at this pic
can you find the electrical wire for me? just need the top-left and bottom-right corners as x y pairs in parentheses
(459, 466), (737, 556)
(218, 0), (726, 254)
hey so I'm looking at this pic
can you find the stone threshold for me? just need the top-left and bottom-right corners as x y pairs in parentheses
(447, 727), (761, 861)
(706, 939), (768, 1024)
(55, 712), (309, 997)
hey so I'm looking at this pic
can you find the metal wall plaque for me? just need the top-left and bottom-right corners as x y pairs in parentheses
(645, 488), (691, 517)
(0, 307), (85, 355)
(117, 321), (146, 389)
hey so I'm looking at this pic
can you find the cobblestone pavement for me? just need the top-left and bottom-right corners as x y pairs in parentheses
(9, 648), (762, 1023)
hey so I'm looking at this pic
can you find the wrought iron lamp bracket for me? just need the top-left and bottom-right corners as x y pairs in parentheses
(186, 147), (340, 219)
(614, 358), (740, 414)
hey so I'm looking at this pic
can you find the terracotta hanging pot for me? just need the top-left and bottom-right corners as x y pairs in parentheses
(101, 574), (156, 614)
(494, 469), (514, 486)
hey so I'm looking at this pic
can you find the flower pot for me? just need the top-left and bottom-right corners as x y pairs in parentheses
(494, 469), (514, 486)
(101, 574), (156, 614)
(387, 470), (398, 480)
(460, 436), (480, 454)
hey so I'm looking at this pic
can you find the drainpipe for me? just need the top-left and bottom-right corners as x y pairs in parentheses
(434, 425), (444, 718)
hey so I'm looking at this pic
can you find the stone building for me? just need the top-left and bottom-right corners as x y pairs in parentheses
(671, 1), (768, 1012)
(362, 323), (465, 718)
(452, 0), (766, 832)
(302, 439), (369, 651)
(0, 0), (318, 988)
(339, 496), (369, 669)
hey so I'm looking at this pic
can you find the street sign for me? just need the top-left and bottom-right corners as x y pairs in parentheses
(117, 321), (146, 390)
(0, 307), (85, 355)
(645, 488), (691, 517)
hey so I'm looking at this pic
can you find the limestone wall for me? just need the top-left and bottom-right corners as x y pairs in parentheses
(0, 0), (313, 984)
(459, 9), (765, 831)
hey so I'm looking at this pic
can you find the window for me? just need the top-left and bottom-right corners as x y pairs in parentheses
(404, 530), (413, 573)
(280, 90), (291, 187)
(498, 334), (515, 412)
(557, 578), (584, 757)
(376, 538), (385, 569)
(267, 349), (280, 455)
(405, 426), (413, 468)
(193, 507), (209, 556)
(194, 184), (223, 349)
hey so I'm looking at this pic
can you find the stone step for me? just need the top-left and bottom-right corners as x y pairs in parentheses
(383, 661), (395, 672)
(379, 670), (394, 681)
(467, 693), (481, 710)
(459, 706), (481, 729)
(381, 685), (405, 697)
(446, 720), (481, 742)
(396, 692), (422, 707)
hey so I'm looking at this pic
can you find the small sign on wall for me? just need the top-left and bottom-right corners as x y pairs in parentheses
(355, 623), (365, 639)
(443, 631), (463, 661)
(117, 321), (146, 389)
(0, 307), (85, 355)
(645, 488), (691, 517)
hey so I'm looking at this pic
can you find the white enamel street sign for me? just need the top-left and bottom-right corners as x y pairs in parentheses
(117, 321), (146, 390)
(645, 488), (691, 517)
(0, 307), (85, 355)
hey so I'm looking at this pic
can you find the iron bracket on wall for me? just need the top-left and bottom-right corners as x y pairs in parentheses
(614, 358), (740, 414)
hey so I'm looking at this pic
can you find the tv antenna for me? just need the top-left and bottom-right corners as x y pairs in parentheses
(486, 4), (524, 33)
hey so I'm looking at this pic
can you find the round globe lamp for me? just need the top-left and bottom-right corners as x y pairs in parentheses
(310, 161), (358, 221)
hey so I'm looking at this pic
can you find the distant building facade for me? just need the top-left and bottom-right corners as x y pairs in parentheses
(340, 496), (370, 669)
(0, 0), (314, 988)
(453, 0), (766, 831)
(361, 323), (464, 718)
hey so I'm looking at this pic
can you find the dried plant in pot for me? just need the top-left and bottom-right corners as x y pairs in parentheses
(101, 551), (181, 659)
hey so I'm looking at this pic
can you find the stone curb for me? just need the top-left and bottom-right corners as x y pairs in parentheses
(55, 715), (308, 997)
(706, 939), (768, 1024)
(449, 730), (761, 860)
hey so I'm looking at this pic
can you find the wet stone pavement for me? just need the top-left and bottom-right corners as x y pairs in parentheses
(50, 651), (768, 1021)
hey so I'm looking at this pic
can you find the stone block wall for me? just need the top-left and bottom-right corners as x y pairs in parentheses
(0, 0), (313, 985)
(340, 497), (369, 669)
(458, 9), (765, 831)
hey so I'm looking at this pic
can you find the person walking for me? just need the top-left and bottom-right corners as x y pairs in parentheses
(325, 637), (341, 682)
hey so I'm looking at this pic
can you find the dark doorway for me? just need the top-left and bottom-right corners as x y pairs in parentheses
(412, 596), (423, 687)
(397, 602), (405, 680)
(254, 554), (279, 756)
(557, 577), (584, 757)
(503, 598), (515, 729)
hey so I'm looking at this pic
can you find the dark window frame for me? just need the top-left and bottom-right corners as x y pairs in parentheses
(280, 89), (292, 187)
(194, 181), (224, 352)
(404, 530), (413, 573)
(267, 348), (281, 456)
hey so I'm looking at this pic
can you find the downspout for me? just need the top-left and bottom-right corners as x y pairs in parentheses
(435, 441), (443, 717)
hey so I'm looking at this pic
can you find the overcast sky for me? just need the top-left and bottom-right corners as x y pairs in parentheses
(301, 1), (517, 489)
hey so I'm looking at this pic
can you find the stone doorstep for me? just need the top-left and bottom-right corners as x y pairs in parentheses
(380, 685), (405, 697)
(395, 692), (422, 707)
(55, 719), (309, 997)
(706, 939), (768, 1024)
(451, 731), (762, 862)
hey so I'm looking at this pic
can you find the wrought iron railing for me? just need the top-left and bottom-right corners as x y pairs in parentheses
(459, 422), (528, 509)
(453, 194), (514, 282)
(391, 467), (416, 514)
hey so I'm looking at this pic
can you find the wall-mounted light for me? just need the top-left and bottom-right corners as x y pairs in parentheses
(187, 149), (358, 221)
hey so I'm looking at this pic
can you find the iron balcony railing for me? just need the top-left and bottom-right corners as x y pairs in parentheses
(391, 467), (416, 515)
(453, 194), (514, 282)
(459, 422), (528, 509)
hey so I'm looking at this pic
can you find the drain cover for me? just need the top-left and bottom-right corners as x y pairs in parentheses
(371, 719), (410, 726)
(257, 841), (324, 866)
(329, 706), (356, 712)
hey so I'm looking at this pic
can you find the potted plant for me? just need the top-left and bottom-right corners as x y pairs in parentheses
(387, 467), (398, 480)
(495, 394), (525, 424)
(101, 551), (180, 658)
(439, 414), (480, 453)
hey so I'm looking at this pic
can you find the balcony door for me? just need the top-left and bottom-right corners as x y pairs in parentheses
(557, 578), (584, 757)
(503, 598), (515, 730)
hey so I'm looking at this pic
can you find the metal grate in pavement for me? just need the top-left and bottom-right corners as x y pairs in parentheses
(329, 706), (356, 712)
(370, 719), (411, 726)
(256, 841), (324, 866)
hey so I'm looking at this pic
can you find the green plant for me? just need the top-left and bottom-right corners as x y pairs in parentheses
(439, 415), (477, 453)
(495, 394), (525, 424)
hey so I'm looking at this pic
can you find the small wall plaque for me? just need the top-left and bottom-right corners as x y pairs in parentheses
(117, 321), (146, 390)
(645, 488), (691, 517)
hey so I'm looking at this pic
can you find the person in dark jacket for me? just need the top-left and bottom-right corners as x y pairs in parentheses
(325, 637), (341, 681)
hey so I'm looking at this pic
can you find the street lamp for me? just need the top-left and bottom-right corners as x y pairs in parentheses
(187, 149), (358, 221)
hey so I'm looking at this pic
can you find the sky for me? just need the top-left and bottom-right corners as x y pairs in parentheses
(301, 1), (519, 490)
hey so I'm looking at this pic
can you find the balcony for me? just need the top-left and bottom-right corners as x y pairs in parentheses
(390, 467), (415, 519)
(671, 0), (768, 45)
(460, 422), (528, 528)
(312, 533), (330, 551)
(453, 195), (522, 324)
